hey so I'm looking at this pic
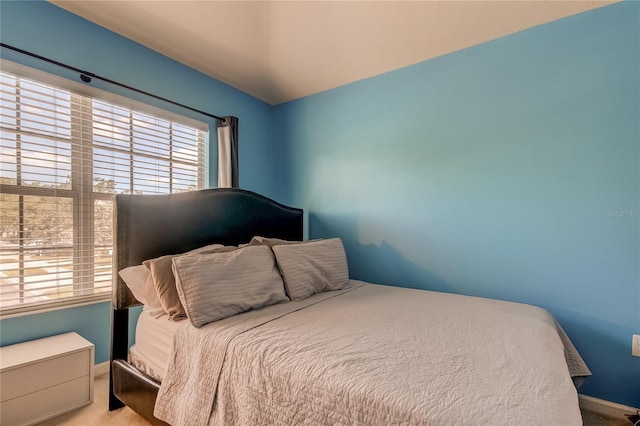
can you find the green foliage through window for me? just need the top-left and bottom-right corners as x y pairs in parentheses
(0, 67), (206, 315)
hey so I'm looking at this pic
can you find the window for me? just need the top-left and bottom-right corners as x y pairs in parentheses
(0, 62), (208, 316)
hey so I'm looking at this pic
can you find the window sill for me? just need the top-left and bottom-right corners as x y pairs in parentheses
(0, 294), (111, 320)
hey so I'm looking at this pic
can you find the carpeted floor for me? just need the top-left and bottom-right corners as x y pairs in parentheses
(39, 374), (632, 425)
(37, 374), (150, 426)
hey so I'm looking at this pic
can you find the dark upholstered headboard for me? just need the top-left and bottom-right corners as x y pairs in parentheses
(109, 188), (302, 417)
(112, 188), (303, 310)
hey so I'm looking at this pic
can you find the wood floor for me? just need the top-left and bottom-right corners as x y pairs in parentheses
(39, 374), (631, 425)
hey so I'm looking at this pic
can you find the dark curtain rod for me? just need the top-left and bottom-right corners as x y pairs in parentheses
(0, 43), (225, 122)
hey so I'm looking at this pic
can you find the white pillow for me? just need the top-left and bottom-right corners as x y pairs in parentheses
(272, 238), (348, 301)
(172, 245), (289, 328)
(118, 265), (165, 318)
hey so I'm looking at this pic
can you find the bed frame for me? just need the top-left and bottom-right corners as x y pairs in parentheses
(108, 188), (303, 425)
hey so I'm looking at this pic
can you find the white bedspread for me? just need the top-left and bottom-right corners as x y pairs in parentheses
(155, 281), (589, 426)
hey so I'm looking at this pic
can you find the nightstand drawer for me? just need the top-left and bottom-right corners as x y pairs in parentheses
(1, 376), (91, 426)
(0, 350), (90, 402)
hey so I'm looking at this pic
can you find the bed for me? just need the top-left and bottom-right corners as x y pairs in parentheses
(108, 188), (590, 426)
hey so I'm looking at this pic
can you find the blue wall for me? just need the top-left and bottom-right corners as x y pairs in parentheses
(274, 3), (639, 408)
(1, 0), (638, 409)
(0, 1), (280, 364)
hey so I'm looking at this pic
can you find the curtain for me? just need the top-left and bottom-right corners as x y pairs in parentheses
(217, 116), (239, 188)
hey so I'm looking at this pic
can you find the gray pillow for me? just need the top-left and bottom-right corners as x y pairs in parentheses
(248, 235), (302, 247)
(271, 238), (348, 301)
(142, 243), (225, 320)
(172, 245), (289, 328)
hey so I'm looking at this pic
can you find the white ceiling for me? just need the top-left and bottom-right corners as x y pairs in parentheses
(49, 1), (617, 105)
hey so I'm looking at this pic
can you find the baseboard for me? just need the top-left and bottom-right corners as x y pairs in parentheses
(95, 361), (109, 377)
(579, 394), (639, 418)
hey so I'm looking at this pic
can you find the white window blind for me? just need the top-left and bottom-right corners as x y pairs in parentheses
(0, 65), (207, 316)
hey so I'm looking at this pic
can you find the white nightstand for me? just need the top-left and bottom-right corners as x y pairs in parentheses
(0, 332), (94, 426)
